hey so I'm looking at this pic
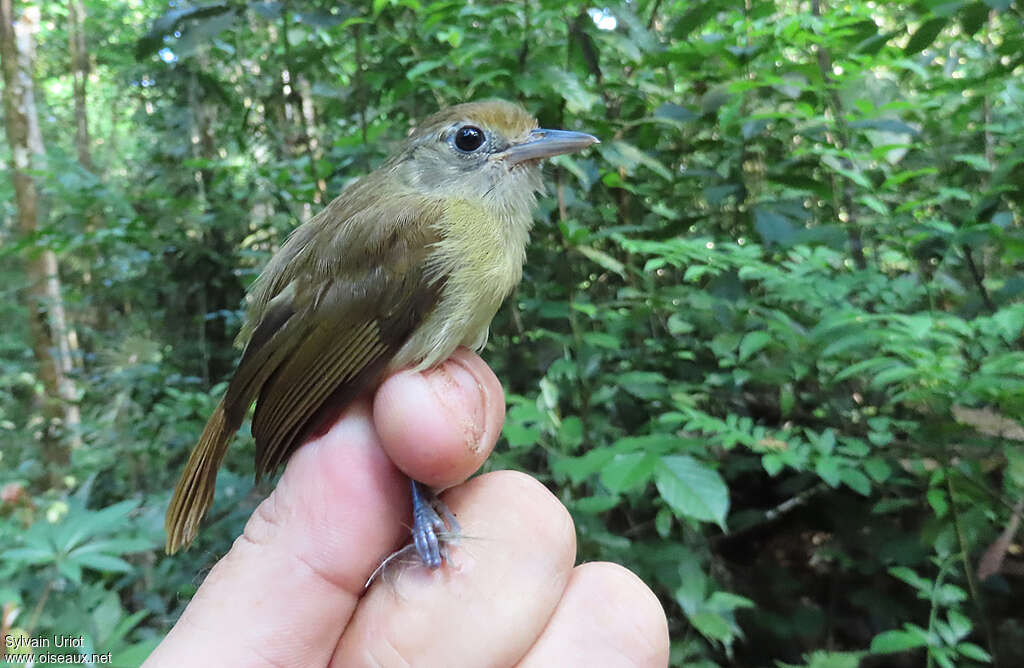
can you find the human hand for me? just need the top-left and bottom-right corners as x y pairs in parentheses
(145, 348), (669, 667)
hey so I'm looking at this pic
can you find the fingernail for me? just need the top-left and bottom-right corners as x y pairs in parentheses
(426, 355), (486, 452)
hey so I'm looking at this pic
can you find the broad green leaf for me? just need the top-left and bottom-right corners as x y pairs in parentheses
(601, 452), (656, 492)
(870, 630), (928, 653)
(739, 331), (772, 362)
(547, 70), (599, 114)
(558, 416), (584, 450)
(816, 457), (842, 487)
(957, 643), (992, 661)
(754, 208), (796, 247)
(840, 469), (872, 496)
(655, 455), (729, 529)
(654, 102), (698, 123)
(689, 611), (734, 642)
(406, 59), (444, 80)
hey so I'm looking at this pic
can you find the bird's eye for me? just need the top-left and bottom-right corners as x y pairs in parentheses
(453, 125), (485, 152)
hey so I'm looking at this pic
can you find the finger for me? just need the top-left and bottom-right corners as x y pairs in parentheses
(374, 347), (504, 489)
(145, 400), (406, 668)
(146, 354), (501, 668)
(517, 562), (670, 668)
(331, 471), (577, 667)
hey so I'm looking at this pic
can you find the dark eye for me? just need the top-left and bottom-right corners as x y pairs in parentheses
(454, 125), (485, 152)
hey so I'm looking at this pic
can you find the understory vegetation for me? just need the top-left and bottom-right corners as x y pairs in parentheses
(1, 1), (1022, 666)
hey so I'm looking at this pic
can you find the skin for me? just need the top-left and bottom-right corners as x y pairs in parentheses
(145, 349), (670, 667)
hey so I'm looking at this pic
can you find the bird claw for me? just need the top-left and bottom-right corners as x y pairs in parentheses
(410, 479), (460, 569)
(364, 480), (461, 588)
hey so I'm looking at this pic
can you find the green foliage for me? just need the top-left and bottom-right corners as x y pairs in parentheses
(0, 483), (162, 665)
(2, 0), (1023, 665)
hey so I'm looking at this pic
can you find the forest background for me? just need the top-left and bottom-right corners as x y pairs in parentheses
(1, 1), (1022, 666)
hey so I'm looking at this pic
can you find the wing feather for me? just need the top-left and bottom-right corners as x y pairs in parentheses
(166, 195), (445, 553)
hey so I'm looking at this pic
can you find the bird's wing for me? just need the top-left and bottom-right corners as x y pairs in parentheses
(247, 263), (443, 475)
(165, 198), (444, 552)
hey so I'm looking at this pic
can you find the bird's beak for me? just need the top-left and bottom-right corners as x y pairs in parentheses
(500, 128), (600, 164)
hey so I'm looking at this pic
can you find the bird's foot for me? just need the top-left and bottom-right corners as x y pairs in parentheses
(409, 479), (460, 569)
(364, 480), (461, 588)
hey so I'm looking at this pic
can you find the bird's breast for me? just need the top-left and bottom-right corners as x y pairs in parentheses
(390, 198), (531, 372)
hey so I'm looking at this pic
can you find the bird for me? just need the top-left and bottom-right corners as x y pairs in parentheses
(165, 99), (598, 568)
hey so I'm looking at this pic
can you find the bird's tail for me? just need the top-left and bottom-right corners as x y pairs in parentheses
(165, 400), (233, 553)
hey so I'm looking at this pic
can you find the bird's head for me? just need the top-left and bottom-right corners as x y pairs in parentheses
(391, 100), (598, 221)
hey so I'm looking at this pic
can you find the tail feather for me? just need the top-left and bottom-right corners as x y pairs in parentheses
(165, 401), (233, 553)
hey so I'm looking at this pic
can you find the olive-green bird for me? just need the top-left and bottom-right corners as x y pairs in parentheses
(165, 99), (598, 568)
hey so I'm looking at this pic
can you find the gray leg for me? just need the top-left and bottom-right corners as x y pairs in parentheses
(409, 479), (460, 568)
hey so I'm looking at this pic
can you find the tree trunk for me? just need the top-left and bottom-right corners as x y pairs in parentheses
(67, 0), (93, 172)
(296, 73), (325, 205)
(0, 0), (82, 473)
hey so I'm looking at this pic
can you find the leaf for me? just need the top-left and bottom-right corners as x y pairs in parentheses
(503, 422), (540, 447)
(601, 452), (656, 492)
(762, 453), (784, 476)
(816, 457), (842, 487)
(703, 183), (740, 205)
(673, 3), (717, 37)
(546, 69), (600, 114)
(883, 167), (938, 187)
(864, 458), (892, 483)
(848, 119), (919, 135)
(953, 153), (992, 171)
(840, 469), (872, 496)
(406, 60), (444, 80)
(689, 611), (735, 642)
(927, 488), (949, 517)
(558, 416), (584, 450)
(889, 566), (930, 591)
(136, 3), (232, 58)
(655, 507), (672, 537)
(573, 495), (621, 514)
(654, 102), (698, 123)
(57, 560), (83, 585)
(71, 552), (135, 574)
(946, 610), (972, 642)
(754, 208), (796, 247)
(655, 455), (729, 529)
(617, 371), (668, 399)
(739, 331), (772, 362)
(612, 433), (690, 455)
(551, 448), (616, 484)
(959, 3), (990, 36)
(1, 547), (52, 565)
(871, 364), (916, 387)
(176, 12), (239, 58)
(957, 643), (992, 661)
(603, 141), (673, 180)
(870, 630), (928, 653)
(855, 29), (902, 55)
(904, 18), (948, 55)
(575, 245), (626, 277)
